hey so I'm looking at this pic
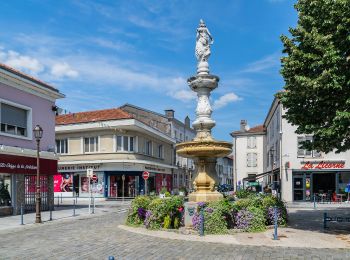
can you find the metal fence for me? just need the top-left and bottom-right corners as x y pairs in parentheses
(24, 175), (49, 212)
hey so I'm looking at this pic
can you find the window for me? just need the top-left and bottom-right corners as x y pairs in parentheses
(116, 136), (135, 152)
(84, 137), (98, 153)
(0, 101), (30, 138)
(158, 144), (164, 159)
(247, 136), (257, 149)
(144, 140), (152, 156)
(180, 133), (183, 141)
(247, 153), (257, 167)
(297, 136), (320, 157)
(56, 139), (68, 154)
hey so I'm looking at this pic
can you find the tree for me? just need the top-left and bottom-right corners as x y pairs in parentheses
(277, 0), (350, 153)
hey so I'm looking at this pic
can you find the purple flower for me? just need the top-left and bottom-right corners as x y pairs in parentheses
(144, 210), (153, 228)
(137, 207), (146, 219)
(205, 207), (214, 213)
(192, 212), (202, 230)
(234, 209), (253, 230)
(197, 202), (206, 208)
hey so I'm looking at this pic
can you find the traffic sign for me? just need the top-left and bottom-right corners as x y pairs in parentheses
(87, 168), (93, 178)
(142, 171), (149, 180)
(91, 174), (98, 182)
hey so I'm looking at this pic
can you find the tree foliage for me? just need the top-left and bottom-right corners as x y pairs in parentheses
(277, 0), (350, 153)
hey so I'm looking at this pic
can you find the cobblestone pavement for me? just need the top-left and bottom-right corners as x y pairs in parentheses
(0, 209), (349, 260)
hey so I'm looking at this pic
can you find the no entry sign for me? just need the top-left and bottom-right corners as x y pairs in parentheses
(142, 171), (150, 180)
(91, 174), (98, 182)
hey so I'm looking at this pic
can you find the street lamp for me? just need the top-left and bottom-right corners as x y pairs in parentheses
(33, 125), (43, 223)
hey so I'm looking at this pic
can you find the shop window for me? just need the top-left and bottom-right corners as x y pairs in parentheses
(247, 136), (257, 149)
(0, 174), (11, 207)
(247, 153), (257, 167)
(158, 144), (164, 159)
(297, 136), (321, 157)
(84, 137), (99, 153)
(0, 101), (30, 138)
(56, 139), (68, 154)
(116, 135), (135, 152)
(144, 140), (152, 156)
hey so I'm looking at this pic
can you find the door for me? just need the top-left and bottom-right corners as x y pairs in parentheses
(109, 176), (118, 197)
(293, 176), (304, 201)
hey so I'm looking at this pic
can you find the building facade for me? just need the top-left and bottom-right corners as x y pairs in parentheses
(216, 156), (234, 186)
(55, 108), (176, 198)
(0, 63), (64, 215)
(264, 97), (350, 202)
(120, 104), (196, 193)
(231, 120), (265, 191)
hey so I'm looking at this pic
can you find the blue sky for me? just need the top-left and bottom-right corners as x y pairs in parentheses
(0, 0), (296, 141)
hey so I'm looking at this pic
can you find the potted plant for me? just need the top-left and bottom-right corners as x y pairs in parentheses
(159, 187), (167, 198)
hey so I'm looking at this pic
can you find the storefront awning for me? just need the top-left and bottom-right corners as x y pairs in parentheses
(0, 154), (57, 175)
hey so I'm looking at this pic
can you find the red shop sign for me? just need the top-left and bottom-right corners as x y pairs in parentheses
(0, 154), (57, 175)
(301, 161), (345, 170)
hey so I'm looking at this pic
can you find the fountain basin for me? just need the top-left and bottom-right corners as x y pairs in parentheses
(176, 140), (232, 158)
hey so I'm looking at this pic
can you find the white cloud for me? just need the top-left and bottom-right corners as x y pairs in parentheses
(170, 89), (196, 102)
(213, 92), (241, 110)
(0, 50), (44, 74)
(242, 53), (280, 73)
(50, 62), (79, 78)
(90, 38), (135, 52)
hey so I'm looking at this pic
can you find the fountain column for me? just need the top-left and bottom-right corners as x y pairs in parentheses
(176, 20), (232, 202)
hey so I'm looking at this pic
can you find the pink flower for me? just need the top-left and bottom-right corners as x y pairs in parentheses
(178, 207), (184, 212)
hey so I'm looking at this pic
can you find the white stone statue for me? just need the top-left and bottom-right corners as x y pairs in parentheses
(195, 19), (213, 63)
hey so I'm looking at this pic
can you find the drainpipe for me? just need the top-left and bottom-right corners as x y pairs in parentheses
(234, 137), (238, 192)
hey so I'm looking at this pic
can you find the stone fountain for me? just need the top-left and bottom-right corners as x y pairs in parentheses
(176, 19), (232, 202)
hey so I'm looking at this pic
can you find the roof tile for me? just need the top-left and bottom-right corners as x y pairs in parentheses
(56, 108), (134, 125)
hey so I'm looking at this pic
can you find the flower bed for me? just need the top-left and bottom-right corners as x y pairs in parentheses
(126, 193), (287, 235)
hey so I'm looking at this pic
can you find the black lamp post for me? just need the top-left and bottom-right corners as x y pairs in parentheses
(33, 125), (43, 223)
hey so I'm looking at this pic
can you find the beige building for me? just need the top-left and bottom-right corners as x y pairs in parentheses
(120, 104), (196, 192)
(55, 108), (176, 198)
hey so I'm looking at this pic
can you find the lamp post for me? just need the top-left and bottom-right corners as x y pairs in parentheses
(122, 174), (125, 203)
(33, 125), (43, 223)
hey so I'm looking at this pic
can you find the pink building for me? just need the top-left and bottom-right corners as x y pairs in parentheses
(0, 63), (64, 215)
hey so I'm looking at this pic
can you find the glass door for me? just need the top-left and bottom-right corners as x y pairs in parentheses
(293, 176), (304, 201)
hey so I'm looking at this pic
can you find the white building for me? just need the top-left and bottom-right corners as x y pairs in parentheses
(231, 120), (265, 191)
(216, 156), (234, 186)
(264, 97), (350, 202)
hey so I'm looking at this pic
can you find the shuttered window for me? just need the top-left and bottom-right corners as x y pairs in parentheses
(0, 102), (29, 137)
(247, 136), (257, 149)
(247, 153), (257, 167)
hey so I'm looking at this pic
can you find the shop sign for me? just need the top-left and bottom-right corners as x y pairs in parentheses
(301, 160), (345, 170)
(0, 154), (57, 175)
(144, 165), (166, 173)
(58, 164), (100, 172)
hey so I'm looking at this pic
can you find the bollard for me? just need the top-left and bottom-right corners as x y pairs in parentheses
(92, 196), (95, 214)
(273, 206), (278, 240)
(73, 199), (76, 217)
(75, 194), (78, 204)
(108, 257), (115, 260)
(324, 212), (328, 229)
(20, 203), (24, 225)
(199, 207), (204, 236)
(313, 194), (316, 209)
(57, 196), (60, 207)
(49, 206), (53, 221)
(60, 193), (63, 203)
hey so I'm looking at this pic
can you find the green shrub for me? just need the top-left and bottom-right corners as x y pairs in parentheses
(165, 191), (171, 197)
(235, 189), (254, 199)
(173, 217), (180, 229)
(204, 209), (228, 234)
(163, 215), (171, 229)
(126, 196), (152, 226)
(246, 206), (266, 232)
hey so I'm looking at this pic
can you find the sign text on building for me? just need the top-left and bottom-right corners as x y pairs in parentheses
(301, 160), (345, 170)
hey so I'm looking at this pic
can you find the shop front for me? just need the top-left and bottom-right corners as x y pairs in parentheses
(58, 162), (174, 199)
(0, 154), (57, 215)
(292, 160), (349, 201)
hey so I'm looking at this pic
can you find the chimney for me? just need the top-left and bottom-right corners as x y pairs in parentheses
(165, 109), (175, 119)
(240, 120), (247, 131)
